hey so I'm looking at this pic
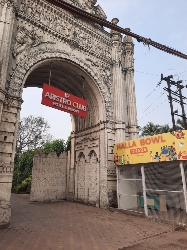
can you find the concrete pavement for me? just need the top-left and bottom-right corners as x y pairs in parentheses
(0, 194), (186, 250)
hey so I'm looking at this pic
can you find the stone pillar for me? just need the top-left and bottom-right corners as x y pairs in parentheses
(0, 2), (15, 118)
(67, 132), (75, 200)
(0, 2), (17, 90)
(0, 1), (19, 228)
(0, 95), (22, 228)
(0, 88), (5, 118)
(99, 122), (108, 208)
(123, 30), (138, 140)
(111, 18), (126, 144)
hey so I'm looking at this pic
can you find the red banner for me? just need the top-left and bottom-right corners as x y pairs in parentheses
(41, 84), (88, 118)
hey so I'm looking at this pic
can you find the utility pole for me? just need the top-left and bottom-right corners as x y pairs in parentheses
(177, 82), (187, 130)
(161, 74), (187, 130)
(161, 74), (176, 131)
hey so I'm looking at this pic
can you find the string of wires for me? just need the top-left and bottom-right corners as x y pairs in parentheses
(137, 77), (187, 122)
(137, 81), (162, 108)
(135, 70), (159, 77)
(138, 99), (167, 121)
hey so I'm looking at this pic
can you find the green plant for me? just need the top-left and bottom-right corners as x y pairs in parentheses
(14, 176), (32, 193)
(12, 150), (35, 189)
(43, 139), (65, 156)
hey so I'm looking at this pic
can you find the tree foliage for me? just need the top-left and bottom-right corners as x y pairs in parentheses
(65, 136), (71, 152)
(159, 124), (172, 134)
(12, 150), (35, 189)
(16, 116), (53, 155)
(140, 119), (184, 137)
(140, 122), (161, 137)
(176, 119), (185, 130)
(43, 139), (65, 156)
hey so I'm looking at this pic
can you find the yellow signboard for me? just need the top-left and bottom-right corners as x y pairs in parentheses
(114, 130), (187, 165)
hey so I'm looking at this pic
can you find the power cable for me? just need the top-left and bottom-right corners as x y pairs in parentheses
(138, 99), (167, 121)
(173, 70), (187, 76)
(137, 81), (161, 108)
(139, 92), (165, 115)
(135, 70), (159, 77)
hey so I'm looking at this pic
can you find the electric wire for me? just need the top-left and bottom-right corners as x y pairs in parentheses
(173, 70), (187, 76)
(137, 81), (161, 108)
(138, 99), (167, 121)
(139, 92), (165, 116)
(135, 70), (159, 77)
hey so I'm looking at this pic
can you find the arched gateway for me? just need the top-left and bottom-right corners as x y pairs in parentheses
(0, 0), (138, 227)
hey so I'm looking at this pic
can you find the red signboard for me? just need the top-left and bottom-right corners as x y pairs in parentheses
(41, 84), (88, 118)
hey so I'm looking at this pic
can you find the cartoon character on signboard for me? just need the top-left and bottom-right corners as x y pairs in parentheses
(150, 151), (154, 162)
(114, 153), (119, 165)
(126, 155), (130, 164)
(178, 151), (187, 160)
(167, 149), (173, 161)
(121, 155), (125, 165)
(173, 152), (178, 160)
(173, 130), (185, 139)
(160, 146), (169, 161)
(154, 152), (160, 162)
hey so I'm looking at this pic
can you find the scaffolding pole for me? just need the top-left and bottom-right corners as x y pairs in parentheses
(141, 165), (148, 216)
(180, 161), (187, 213)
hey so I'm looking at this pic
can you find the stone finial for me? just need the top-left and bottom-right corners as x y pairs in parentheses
(91, 0), (97, 6)
(123, 28), (133, 43)
(110, 18), (121, 39)
(111, 18), (119, 25)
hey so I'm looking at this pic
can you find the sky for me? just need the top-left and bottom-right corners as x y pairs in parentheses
(21, 0), (187, 140)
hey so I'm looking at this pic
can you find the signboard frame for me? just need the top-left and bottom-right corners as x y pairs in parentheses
(114, 131), (187, 165)
(41, 83), (88, 118)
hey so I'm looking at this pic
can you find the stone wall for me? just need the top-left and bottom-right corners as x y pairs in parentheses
(30, 151), (67, 202)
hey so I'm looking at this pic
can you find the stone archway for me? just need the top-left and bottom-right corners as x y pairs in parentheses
(20, 55), (106, 207)
(0, 0), (138, 227)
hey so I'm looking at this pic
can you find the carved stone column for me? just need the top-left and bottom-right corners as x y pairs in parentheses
(67, 131), (75, 200)
(0, 87), (5, 118)
(0, 1), (17, 91)
(111, 18), (126, 144)
(123, 30), (138, 140)
(0, 1), (20, 228)
(0, 95), (22, 228)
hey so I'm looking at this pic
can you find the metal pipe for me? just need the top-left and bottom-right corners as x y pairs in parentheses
(116, 166), (120, 209)
(47, 0), (187, 60)
(141, 165), (148, 216)
(180, 161), (187, 213)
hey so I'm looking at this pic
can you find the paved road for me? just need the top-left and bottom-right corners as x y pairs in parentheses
(0, 194), (187, 250)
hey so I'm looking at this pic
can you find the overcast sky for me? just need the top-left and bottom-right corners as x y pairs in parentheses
(21, 0), (187, 140)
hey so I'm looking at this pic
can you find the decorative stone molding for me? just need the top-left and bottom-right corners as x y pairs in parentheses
(107, 169), (116, 176)
(4, 94), (23, 109)
(13, 26), (45, 57)
(7, 44), (112, 118)
(0, 166), (14, 173)
(0, 88), (6, 104)
(47, 0), (107, 19)
(17, 0), (111, 63)
(0, 0), (19, 12)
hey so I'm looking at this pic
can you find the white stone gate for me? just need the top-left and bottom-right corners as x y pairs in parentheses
(0, 0), (138, 227)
